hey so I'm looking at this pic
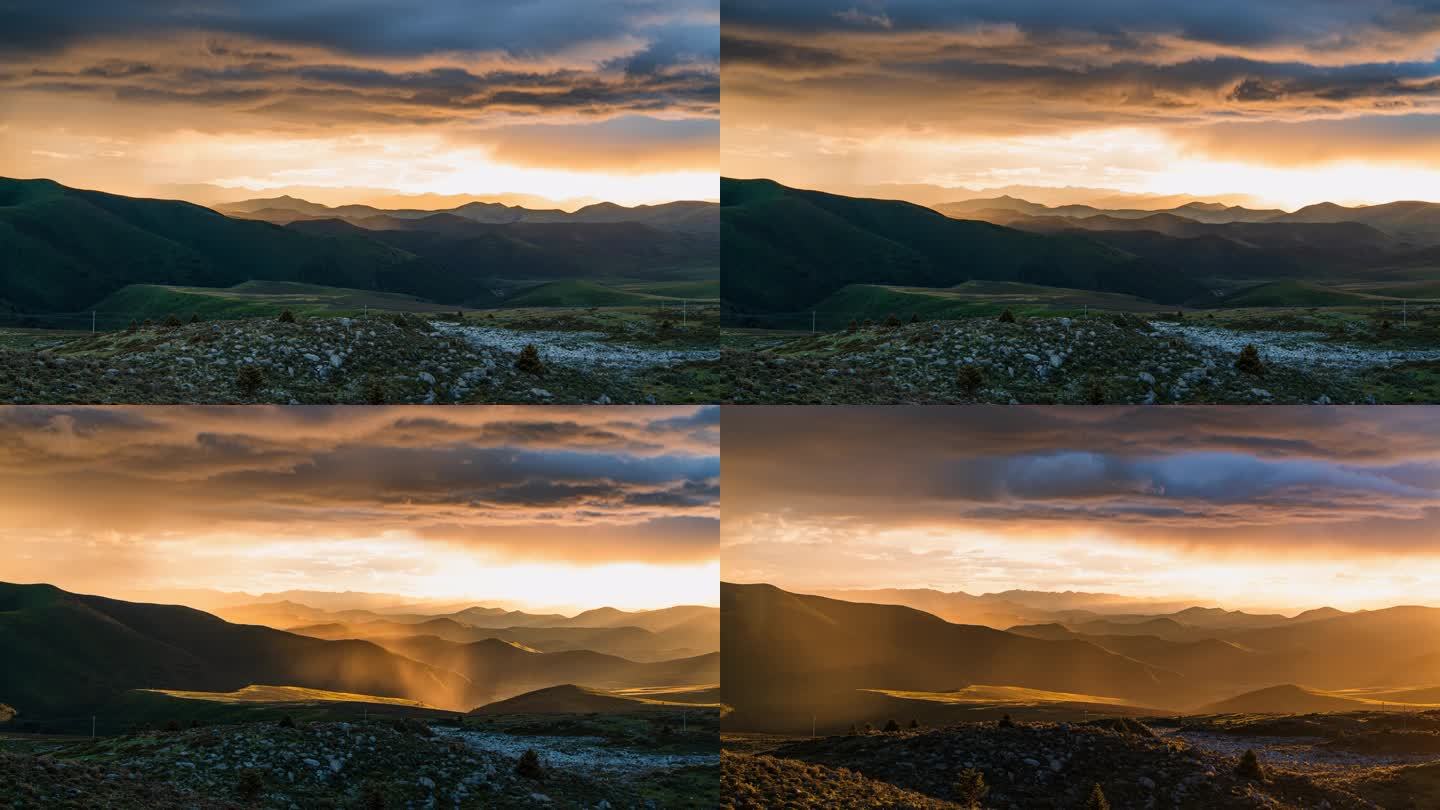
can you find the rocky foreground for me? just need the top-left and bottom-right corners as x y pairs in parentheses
(732, 720), (1385, 809)
(723, 314), (1430, 404)
(2, 717), (718, 809)
(0, 313), (718, 404)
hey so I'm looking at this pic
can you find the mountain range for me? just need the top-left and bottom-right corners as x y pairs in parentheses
(0, 177), (717, 314)
(0, 582), (719, 724)
(722, 177), (1440, 317)
(723, 582), (1440, 733)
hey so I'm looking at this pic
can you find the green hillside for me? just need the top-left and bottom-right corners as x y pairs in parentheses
(1215, 280), (1379, 308)
(0, 178), (426, 312)
(720, 178), (1203, 315)
(504, 280), (661, 308)
(94, 281), (459, 322)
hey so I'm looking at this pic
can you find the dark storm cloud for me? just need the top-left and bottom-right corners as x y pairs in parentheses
(722, 0), (1440, 167)
(0, 0), (717, 174)
(723, 407), (1440, 552)
(1, 0), (716, 61)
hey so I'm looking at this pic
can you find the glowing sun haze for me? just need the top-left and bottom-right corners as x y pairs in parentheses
(722, 0), (1440, 208)
(723, 406), (1440, 612)
(0, 0), (719, 207)
(0, 406), (719, 612)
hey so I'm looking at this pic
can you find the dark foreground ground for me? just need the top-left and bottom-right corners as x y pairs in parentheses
(2, 709), (719, 809)
(723, 712), (1440, 809)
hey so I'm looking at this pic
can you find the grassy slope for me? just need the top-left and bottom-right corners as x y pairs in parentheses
(0, 178), (422, 312)
(720, 178), (1201, 315)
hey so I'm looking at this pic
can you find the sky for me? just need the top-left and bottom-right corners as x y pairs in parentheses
(723, 406), (1440, 612)
(0, 405), (719, 612)
(722, 0), (1440, 208)
(0, 0), (718, 207)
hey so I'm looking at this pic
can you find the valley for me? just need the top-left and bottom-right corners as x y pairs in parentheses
(722, 179), (1440, 404)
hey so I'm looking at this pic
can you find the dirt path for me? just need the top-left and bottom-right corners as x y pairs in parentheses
(1155, 726), (1436, 772)
(438, 728), (718, 777)
(435, 323), (718, 371)
(1153, 323), (1440, 370)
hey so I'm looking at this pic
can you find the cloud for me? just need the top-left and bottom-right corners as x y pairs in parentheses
(720, 0), (1440, 196)
(0, 405), (719, 566)
(723, 406), (1440, 553)
(0, 2), (718, 191)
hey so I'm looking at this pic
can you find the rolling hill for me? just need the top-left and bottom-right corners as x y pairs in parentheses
(469, 684), (687, 714)
(377, 635), (719, 706)
(0, 177), (427, 313)
(720, 178), (1203, 316)
(0, 177), (719, 315)
(1199, 684), (1373, 715)
(721, 583), (1182, 732)
(0, 582), (472, 717)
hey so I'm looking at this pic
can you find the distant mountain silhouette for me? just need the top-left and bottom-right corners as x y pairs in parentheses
(221, 196), (718, 234)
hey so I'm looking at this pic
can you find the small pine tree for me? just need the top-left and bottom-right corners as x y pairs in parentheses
(189, 313), (201, 323)
(1235, 343), (1265, 376)
(1380, 319), (1392, 331)
(957, 364), (985, 395)
(363, 375), (386, 405)
(1236, 748), (1266, 780)
(236, 768), (264, 801)
(998, 713), (1014, 728)
(846, 319), (859, 333)
(1085, 782), (1110, 810)
(515, 343), (544, 375)
(998, 308), (1016, 324)
(909, 313), (920, 324)
(1085, 377), (1107, 405)
(862, 722), (874, 733)
(954, 768), (988, 809)
(909, 719), (920, 729)
(847, 723), (859, 736)
(360, 781), (388, 810)
(884, 313), (902, 329)
(235, 364), (264, 397)
(884, 719), (900, 732)
(279, 715), (296, 729)
(278, 309), (296, 324)
(163, 313), (182, 329)
(126, 320), (138, 332)
(516, 748), (544, 780)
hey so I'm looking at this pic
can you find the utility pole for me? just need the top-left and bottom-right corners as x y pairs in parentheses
(812, 310), (816, 334)
(91, 715), (95, 739)
(91, 311), (96, 334)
